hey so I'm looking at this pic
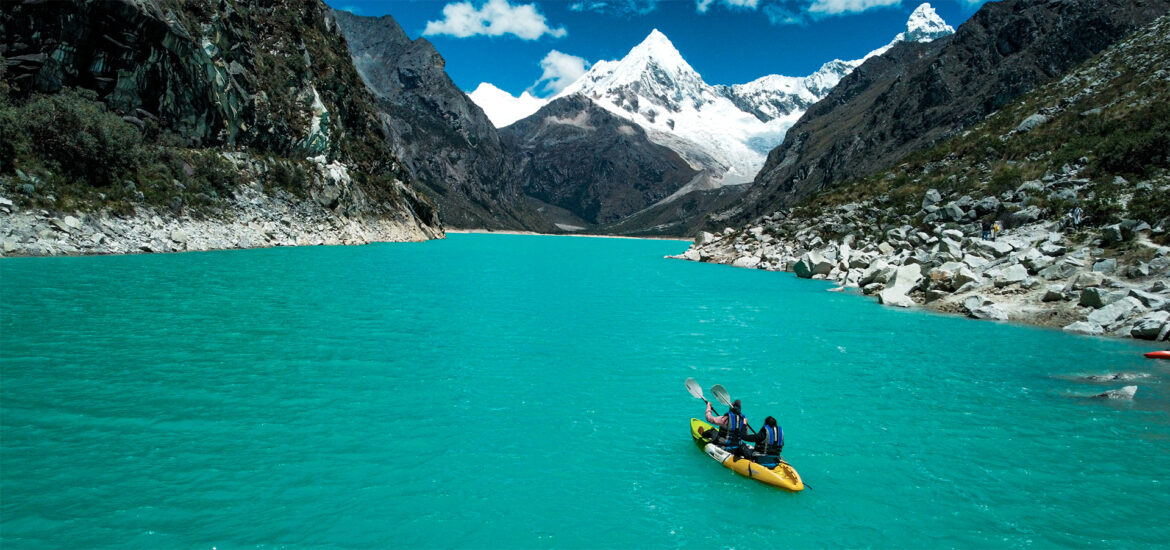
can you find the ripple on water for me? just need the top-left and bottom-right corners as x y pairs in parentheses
(2, 235), (1169, 548)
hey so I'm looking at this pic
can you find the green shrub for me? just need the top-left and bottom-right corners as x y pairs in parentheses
(988, 165), (1023, 195)
(1083, 183), (1122, 226)
(13, 89), (147, 187)
(1127, 186), (1170, 225)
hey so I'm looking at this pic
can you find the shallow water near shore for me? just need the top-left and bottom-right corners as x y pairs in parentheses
(3, 233), (1168, 548)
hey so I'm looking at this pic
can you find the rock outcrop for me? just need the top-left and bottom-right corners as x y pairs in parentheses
(1, 0), (441, 256)
(332, 10), (552, 232)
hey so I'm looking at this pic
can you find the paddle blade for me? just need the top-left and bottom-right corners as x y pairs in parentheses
(685, 378), (704, 400)
(711, 384), (732, 407)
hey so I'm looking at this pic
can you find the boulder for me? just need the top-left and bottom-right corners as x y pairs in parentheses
(1087, 297), (1142, 327)
(970, 239), (1014, 258)
(1063, 321), (1104, 335)
(974, 196), (1001, 216)
(1039, 258), (1083, 280)
(1130, 311), (1169, 340)
(941, 229), (964, 242)
(170, 229), (189, 243)
(695, 231), (717, 246)
(963, 295), (992, 313)
(1020, 248), (1055, 273)
(1039, 242), (1067, 257)
(1070, 271), (1105, 290)
(1078, 287), (1109, 308)
(1092, 258), (1117, 273)
(1016, 113), (1049, 132)
(1013, 205), (1045, 224)
(1101, 224), (1126, 244)
(992, 264), (1029, 288)
(733, 256), (762, 269)
(877, 264), (923, 308)
(922, 189), (942, 208)
(939, 237), (963, 256)
(859, 259), (890, 285)
(1042, 285), (1065, 302)
(1127, 289), (1168, 309)
(877, 242), (895, 255)
(793, 251), (834, 278)
(944, 203), (965, 222)
(971, 303), (1009, 321)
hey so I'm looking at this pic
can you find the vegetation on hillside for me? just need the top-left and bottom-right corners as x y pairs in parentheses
(792, 17), (1170, 245)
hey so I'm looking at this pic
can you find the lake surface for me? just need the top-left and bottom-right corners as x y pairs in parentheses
(2, 233), (1168, 548)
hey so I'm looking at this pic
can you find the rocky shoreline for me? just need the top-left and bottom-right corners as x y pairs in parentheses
(0, 164), (442, 258)
(670, 181), (1170, 343)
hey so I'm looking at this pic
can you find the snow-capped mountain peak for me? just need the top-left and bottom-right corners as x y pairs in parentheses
(625, 29), (691, 73)
(556, 28), (706, 106)
(468, 7), (955, 191)
(902, 3), (955, 43)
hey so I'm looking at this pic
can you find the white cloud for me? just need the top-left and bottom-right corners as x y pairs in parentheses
(423, 0), (567, 40)
(532, 50), (590, 96)
(807, 0), (900, 16)
(697, 0), (759, 13)
(338, 5), (363, 15)
(570, 0), (659, 16)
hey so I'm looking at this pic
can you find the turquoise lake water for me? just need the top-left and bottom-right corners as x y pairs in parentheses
(2, 233), (1169, 548)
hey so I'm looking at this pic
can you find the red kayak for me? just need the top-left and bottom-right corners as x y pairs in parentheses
(1146, 351), (1170, 359)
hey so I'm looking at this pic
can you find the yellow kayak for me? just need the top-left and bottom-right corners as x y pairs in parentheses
(690, 418), (804, 492)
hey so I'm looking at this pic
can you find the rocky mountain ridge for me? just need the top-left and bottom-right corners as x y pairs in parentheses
(332, 10), (552, 232)
(671, 12), (1170, 342)
(476, 4), (954, 191)
(725, 0), (1170, 224)
(500, 94), (700, 228)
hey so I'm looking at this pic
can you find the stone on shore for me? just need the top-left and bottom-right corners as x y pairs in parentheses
(1086, 297), (1142, 328)
(1130, 311), (1169, 340)
(877, 264), (923, 308)
(793, 251), (834, 279)
(1079, 287), (1109, 308)
(971, 303), (1009, 321)
(733, 256), (761, 269)
(1064, 321), (1104, 335)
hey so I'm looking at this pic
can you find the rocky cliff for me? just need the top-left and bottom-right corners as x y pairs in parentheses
(332, 10), (552, 232)
(0, 0), (441, 256)
(727, 0), (1170, 223)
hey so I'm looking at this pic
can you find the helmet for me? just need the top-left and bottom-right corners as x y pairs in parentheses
(731, 399), (741, 411)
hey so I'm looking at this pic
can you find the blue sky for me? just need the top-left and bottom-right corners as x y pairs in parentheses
(326, 0), (992, 97)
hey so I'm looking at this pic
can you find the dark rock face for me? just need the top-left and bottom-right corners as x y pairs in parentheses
(1, 0), (439, 226)
(501, 95), (700, 226)
(332, 10), (551, 231)
(733, 0), (1170, 222)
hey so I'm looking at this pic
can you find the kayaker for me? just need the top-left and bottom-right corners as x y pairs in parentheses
(741, 416), (783, 467)
(705, 399), (750, 457)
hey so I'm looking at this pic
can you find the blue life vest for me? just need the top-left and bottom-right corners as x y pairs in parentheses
(763, 424), (783, 455)
(724, 410), (746, 449)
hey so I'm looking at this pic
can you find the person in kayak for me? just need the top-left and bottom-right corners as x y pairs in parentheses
(705, 399), (751, 457)
(740, 416), (783, 467)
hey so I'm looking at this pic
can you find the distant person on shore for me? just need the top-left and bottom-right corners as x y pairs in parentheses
(992, 221), (1002, 241)
(1073, 206), (1083, 227)
(705, 399), (750, 457)
(981, 219), (991, 240)
(740, 415), (784, 467)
